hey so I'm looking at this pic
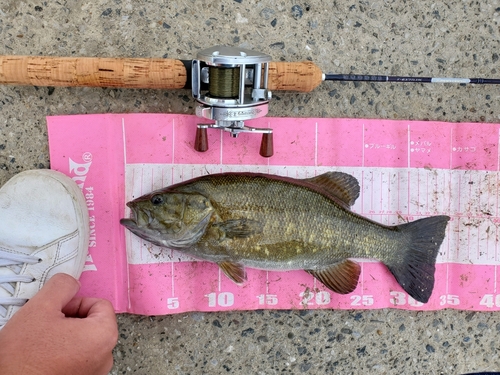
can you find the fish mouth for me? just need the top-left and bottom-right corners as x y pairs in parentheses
(120, 202), (153, 233)
(119, 216), (164, 247)
(119, 217), (138, 230)
(119, 207), (156, 241)
(123, 202), (153, 227)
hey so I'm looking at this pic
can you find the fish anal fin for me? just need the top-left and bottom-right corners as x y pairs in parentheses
(306, 259), (361, 294)
(219, 261), (247, 284)
(304, 172), (360, 208)
(214, 218), (263, 239)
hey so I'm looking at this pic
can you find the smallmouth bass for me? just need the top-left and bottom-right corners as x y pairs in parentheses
(120, 172), (450, 303)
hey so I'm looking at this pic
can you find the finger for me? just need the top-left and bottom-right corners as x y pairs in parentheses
(87, 300), (119, 344)
(85, 299), (117, 332)
(63, 297), (117, 337)
(85, 299), (119, 350)
(28, 273), (80, 311)
(92, 353), (115, 375)
(101, 353), (115, 375)
(62, 297), (111, 318)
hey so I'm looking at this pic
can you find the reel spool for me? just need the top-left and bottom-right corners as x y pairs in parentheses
(192, 46), (273, 157)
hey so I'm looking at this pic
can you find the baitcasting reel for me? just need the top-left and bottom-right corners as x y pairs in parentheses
(191, 46), (274, 157)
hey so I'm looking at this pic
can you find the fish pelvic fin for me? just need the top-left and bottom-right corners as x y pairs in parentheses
(386, 215), (450, 303)
(306, 259), (361, 294)
(218, 261), (247, 284)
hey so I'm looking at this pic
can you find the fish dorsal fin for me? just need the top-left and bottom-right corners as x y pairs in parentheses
(304, 172), (360, 208)
(218, 261), (247, 284)
(306, 259), (361, 294)
(214, 218), (263, 239)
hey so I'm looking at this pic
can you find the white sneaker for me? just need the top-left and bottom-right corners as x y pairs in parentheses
(0, 170), (89, 328)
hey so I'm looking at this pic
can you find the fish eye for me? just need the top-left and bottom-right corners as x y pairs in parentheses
(151, 195), (164, 206)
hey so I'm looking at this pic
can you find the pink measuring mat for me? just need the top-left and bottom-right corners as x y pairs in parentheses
(47, 114), (500, 313)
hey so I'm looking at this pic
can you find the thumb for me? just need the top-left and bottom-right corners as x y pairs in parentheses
(28, 273), (81, 310)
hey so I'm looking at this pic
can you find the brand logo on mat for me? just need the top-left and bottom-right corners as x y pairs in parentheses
(69, 154), (98, 270)
(69, 154), (93, 189)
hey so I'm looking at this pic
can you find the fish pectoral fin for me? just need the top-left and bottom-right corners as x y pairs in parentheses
(304, 172), (360, 208)
(218, 261), (247, 284)
(214, 218), (263, 239)
(306, 259), (361, 294)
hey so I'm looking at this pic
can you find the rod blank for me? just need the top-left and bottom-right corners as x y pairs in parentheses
(324, 73), (500, 85)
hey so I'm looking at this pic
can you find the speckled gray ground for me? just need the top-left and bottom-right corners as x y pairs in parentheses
(1, 1), (500, 374)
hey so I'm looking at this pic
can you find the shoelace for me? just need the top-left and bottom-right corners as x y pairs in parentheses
(0, 250), (41, 326)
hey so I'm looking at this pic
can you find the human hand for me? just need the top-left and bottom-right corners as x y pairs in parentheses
(0, 273), (118, 375)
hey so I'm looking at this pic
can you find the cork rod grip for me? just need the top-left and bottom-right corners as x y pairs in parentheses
(0, 56), (188, 89)
(267, 61), (324, 92)
(0, 56), (323, 92)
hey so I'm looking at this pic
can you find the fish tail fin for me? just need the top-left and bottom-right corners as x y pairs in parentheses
(385, 215), (450, 303)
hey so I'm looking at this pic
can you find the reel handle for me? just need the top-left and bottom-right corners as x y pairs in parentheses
(194, 126), (209, 152)
(0, 56), (323, 92)
(259, 133), (274, 157)
(194, 124), (273, 157)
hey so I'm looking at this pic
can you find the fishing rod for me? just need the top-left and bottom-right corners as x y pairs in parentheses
(0, 45), (497, 157)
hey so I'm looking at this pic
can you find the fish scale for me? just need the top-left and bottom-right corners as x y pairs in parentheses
(176, 174), (398, 265)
